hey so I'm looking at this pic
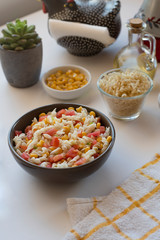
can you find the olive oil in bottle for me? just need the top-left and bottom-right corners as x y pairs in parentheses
(113, 18), (157, 79)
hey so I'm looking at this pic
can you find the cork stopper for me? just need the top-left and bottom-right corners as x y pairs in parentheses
(129, 18), (143, 28)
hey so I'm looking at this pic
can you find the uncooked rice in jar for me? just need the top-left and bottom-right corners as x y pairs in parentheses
(99, 69), (150, 97)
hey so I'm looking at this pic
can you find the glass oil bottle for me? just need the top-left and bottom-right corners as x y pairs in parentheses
(113, 18), (157, 79)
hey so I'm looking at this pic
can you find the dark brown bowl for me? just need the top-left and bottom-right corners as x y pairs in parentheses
(8, 103), (115, 182)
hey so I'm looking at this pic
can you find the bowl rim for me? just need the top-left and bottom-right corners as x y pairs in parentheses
(8, 103), (115, 171)
(41, 64), (92, 93)
(97, 68), (153, 100)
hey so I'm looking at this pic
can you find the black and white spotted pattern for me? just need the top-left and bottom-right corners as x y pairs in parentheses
(50, 0), (121, 56)
(58, 36), (105, 56)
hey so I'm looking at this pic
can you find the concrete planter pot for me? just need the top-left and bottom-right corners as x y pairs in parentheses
(0, 42), (42, 88)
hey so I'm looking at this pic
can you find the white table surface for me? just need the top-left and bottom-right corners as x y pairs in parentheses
(0, 0), (160, 239)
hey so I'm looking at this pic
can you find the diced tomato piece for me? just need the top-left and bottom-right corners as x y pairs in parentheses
(21, 152), (30, 160)
(100, 126), (105, 134)
(65, 110), (76, 116)
(29, 148), (34, 154)
(39, 115), (48, 121)
(48, 156), (54, 163)
(50, 137), (59, 148)
(56, 109), (67, 118)
(66, 147), (79, 159)
(87, 133), (92, 138)
(93, 153), (99, 159)
(44, 128), (57, 136)
(25, 125), (32, 134)
(75, 158), (86, 166)
(27, 130), (33, 140)
(72, 144), (79, 149)
(87, 130), (100, 138)
(49, 153), (64, 163)
(14, 130), (22, 136)
(77, 130), (82, 138)
(20, 145), (27, 151)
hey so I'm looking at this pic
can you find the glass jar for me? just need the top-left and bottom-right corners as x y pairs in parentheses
(113, 18), (157, 79)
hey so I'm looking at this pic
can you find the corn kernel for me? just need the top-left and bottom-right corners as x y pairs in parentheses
(97, 137), (102, 142)
(76, 106), (82, 113)
(51, 83), (56, 89)
(61, 135), (68, 140)
(75, 123), (80, 129)
(49, 147), (55, 151)
(68, 107), (74, 110)
(39, 113), (46, 117)
(74, 69), (80, 74)
(99, 143), (103, 149)
(42, 152), (49, 157)
(96, 122), (101, 128)
(37, 140), (44, 147)
(63, 126), (70, 134)
(90, 111), (96, 117)
(82, 132), (87, 136)
(44, 118), (50, 124)
(107, 136), (112, 143)
(31, 122), (36, 127)
(82, 117), (85, 122)
(30, 153), (38, 158)
(84, 147), (90, 153)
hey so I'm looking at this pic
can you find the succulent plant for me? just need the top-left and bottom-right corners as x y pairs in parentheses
(0, 19), (41, 51)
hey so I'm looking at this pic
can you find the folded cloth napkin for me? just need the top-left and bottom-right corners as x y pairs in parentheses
(64, 154), (160, 240)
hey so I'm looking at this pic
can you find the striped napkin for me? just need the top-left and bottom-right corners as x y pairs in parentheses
(64, 154), (160, 240)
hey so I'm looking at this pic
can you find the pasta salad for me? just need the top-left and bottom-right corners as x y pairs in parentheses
(13, 106), (112, 168)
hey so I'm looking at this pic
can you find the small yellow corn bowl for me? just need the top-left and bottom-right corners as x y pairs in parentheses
(42, 65), (91, 100)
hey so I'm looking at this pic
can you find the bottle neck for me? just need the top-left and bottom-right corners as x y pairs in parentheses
(128, 29), (142, 46)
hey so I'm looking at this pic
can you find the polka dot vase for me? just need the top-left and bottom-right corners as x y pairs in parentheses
(42, 0), (121, 56)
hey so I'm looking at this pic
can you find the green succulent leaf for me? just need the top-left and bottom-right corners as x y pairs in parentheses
(1, 19), (40, 51)
(9, 27), (17, 34)
(4, 37), (14, 44)
(0, 38), (5, 44)
(2, 44), (12, 50)
(18, 39), (27, 46)
(12, 34), (21, 40)
(27, 38), (35, 44)
(6, 23), (15, 32)
(15, 46), (24, 51)
(10, 43), (19, 49)
(23, 32), (38, 39)
(28, 43), (37, 49)
(26, 25), (35, 33)
(22, 24), (27, 34)
(2, 29), (12, 37)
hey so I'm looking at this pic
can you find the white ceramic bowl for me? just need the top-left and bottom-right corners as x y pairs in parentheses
(42, 65), (91, 100)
